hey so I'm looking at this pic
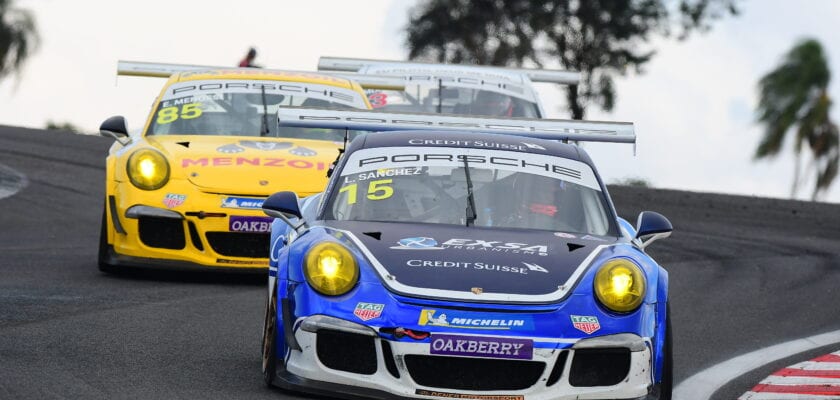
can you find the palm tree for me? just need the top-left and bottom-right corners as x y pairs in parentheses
(0, 0), (39, 80)
(755, 39), (840, 200)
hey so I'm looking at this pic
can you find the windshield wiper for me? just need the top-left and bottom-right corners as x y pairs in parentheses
(260, 86), (270, 137)
(462, 157), (477, 226)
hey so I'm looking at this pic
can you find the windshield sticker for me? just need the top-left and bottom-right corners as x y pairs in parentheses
(430, 334), (533, 360)
(163, 194), (186, 208)
(392, 237), (548, 256)
(155, 102), (203, 125)
(407, 139), (542, 152)
(181, 157), (326, 170)
(407, 260), (549, 275)
(571, 315), (601, 335)
(342, 146), (600, 191)
(418, 309), (534, 330)
(221, 196), (264, 209)
(338, 179), (394, 204)
(161, 79), (365, 108)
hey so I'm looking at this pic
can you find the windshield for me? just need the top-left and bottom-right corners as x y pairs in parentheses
(367, 86), (541, 118)
(326, 146), (612, 235)
(147, 79), (367, 138)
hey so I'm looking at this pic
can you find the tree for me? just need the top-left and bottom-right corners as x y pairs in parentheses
(0, 0), (38, 80)
(755, 39), (839, 201)
(405, 0), (738, 119)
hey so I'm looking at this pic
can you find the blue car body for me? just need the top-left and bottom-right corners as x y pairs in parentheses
(262, 120), (670, 400)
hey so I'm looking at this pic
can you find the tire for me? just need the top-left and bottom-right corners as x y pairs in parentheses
(97, 207), (117, 273)
(262, 282), (278, 386)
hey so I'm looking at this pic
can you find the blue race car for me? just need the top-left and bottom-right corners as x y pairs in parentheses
(261, 108), (673, 400)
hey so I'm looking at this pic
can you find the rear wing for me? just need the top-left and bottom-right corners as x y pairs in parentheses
(116, 60), (405, 91)
(276, 107), (634, 144)
(318, 56), (581, 85)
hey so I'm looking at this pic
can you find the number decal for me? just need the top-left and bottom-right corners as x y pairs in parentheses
(367, 179), (393, 200)
(180, 103), (203, 120)
(339, 183), (358, 205)
(340, 179), (394, 204)
(156, 106), (179, 124)
(368, 92), (387, 108)
(155, 103), (203, 125)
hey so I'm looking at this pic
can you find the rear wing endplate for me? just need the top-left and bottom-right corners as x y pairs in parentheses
(276, 107), (634, 144)
(318, 56), (581, 85)
(116, 60), (405, 91)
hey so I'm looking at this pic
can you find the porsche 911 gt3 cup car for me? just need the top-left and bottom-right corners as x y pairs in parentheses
(260, 108), (673, 399)
(97, 63), (387, 272)
(318, 56), (579, 118)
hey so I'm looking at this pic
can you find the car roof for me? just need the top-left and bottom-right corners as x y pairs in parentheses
(352, 130), (594, 167)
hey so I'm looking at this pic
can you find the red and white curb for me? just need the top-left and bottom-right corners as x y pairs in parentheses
(739, 352), (840, 399)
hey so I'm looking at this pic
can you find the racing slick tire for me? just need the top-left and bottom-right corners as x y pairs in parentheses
(262, 281), (278, 386)
(97, 208), (117, 274)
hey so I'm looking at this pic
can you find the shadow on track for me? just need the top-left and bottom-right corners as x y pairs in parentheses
(97, 268), (265, 286)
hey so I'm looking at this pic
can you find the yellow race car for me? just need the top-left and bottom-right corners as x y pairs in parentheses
(98, 62), (388, 272)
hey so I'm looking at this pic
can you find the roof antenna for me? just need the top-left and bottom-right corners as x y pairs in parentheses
(327, 127), (350, 178)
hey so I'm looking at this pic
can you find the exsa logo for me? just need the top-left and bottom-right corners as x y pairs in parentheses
(392, 237), (549, 256)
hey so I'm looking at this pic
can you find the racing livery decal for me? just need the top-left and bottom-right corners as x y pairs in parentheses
(414, 390), (523, 400)
(418, 309), (534, 330)
(221, 196), (264, 209)
(163, 193), (186, 208)
(429, 334), (533, 360)
(571, 315), (601, 334)
(353, 302), (384, 321)
(229, 216), (273, 233)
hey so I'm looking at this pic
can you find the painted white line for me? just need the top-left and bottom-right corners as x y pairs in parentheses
(739, 392), (840, 400)
(759, 375), (840, 385)
(674, 329), (840, 400)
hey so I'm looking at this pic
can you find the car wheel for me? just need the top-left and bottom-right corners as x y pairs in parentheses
(97, 207), (117, 273)
(648, 303), (673, 400)
(262, 282), (278, 386)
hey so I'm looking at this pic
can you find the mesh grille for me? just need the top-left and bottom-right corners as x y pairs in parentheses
(405, 355), (544, 391)
(205, 232), (269, 258)
(138, 217), (185, 250)
(569, 348), (631, 387)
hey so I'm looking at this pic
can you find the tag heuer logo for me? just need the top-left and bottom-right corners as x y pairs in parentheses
(571, 315), (601, 334)
(353, 302), (384, 321)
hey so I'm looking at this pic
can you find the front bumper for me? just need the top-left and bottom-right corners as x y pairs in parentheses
(273, 315), (652, 400)
(105, 178), (275, 270)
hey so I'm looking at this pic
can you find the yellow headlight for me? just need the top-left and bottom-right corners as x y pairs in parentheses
(127, 149), (170, 190)
(304, 242), (359, 296)
(594, 259), (646, 312)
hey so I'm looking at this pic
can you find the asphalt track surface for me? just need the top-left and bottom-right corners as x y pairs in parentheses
(0, 125), (839, 399)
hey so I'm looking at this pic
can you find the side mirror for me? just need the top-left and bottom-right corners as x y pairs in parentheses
(635, 211), (672, 250)
(100, 116), (130, 145)
(262, 191), (307, 232)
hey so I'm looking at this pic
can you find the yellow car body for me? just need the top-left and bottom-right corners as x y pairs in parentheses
(99, 69), (372, 272)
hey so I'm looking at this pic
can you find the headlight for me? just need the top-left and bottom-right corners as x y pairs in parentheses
(127, 149), (169, 190)
(304, 242), (359, 296)
(593, 259), (646, 312)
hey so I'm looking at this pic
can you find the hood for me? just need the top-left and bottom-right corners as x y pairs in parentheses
(148, 135), (339, 196)
(328, 221), (617, 303)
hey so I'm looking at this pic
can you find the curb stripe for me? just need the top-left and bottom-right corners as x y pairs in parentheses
(777, 367), (840, 378)
(740, 391), (840, 399)
(752, 384), (840, 395)
(813, 354), (840, 363)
